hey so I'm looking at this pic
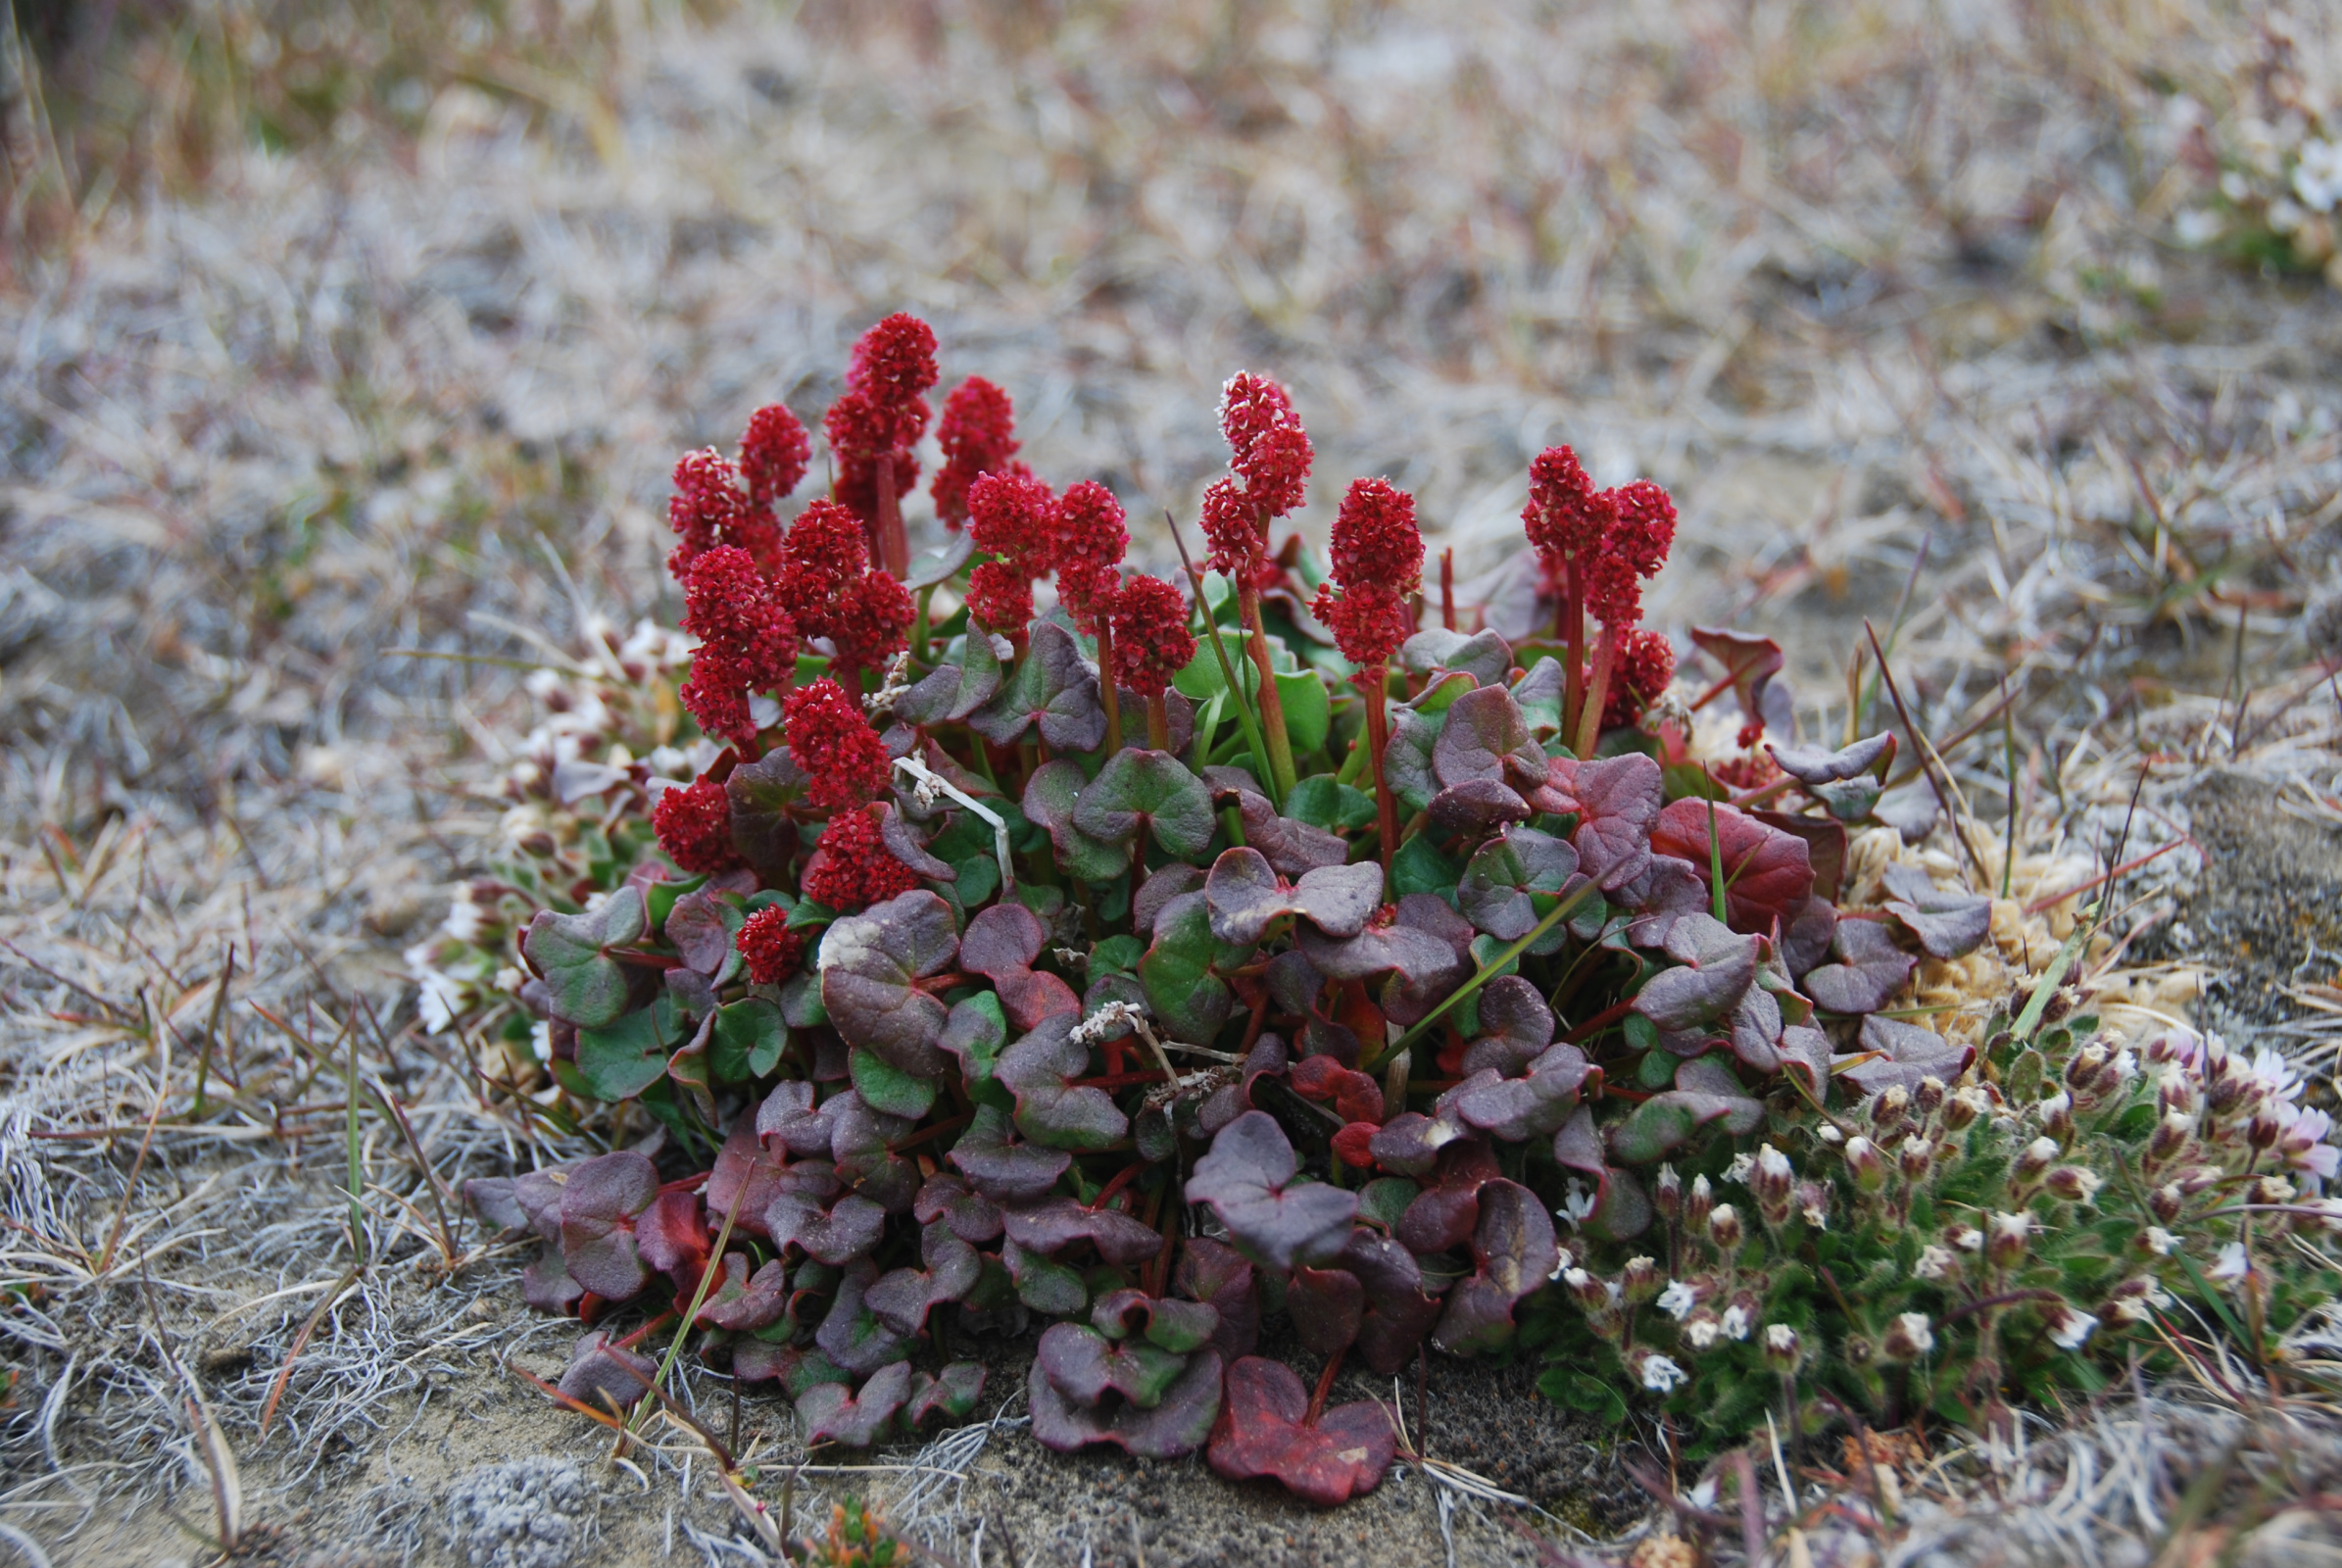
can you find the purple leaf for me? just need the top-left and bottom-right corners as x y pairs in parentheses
(696, 1253), (794, 1333)
(557, 1150), (659, 1299)
(766, 1188), (887, 1267)
(1002, 1237), (1089, 1315)
(726, 749), (809, 873)
(1001, 1196), (1163, 1265)
(1457, 826), (1584, 951)
(1229, 792), (1350, 879)
(1204, 848), (1383, 946)
(1074, 749), (1215, 858)
(913, 1171), (1004, 1245)
(1650, 799), (1816, 932)
(1457, 976), (1556, 1076)
(1401, 627), (1513, 685)
(1839, 1015), (1976, 1099)
(1289, 1054), (1387, 1125)
(1801, 916), (1918, 1014)
(1382, 707), (1441, 814)
(1287, 1264), (1364, 1357)
(1174, 1238), (1260, 1361)
(1550, 754), (1665, 890)
(1295, 896), (1467, 991)
(707, 1116), (787, 1243)
(465, 1165), (569, 1242)
(1134, 863), (1206, 939)
(522, 887), (648, 1028)
(1752, 809), (1848, 903)
(1428, 778), (1532, 837)
(1336, 1228), (1445, 1375)
(1432, 683), (1546, 793)
(818, 890), (960, 1075)
(903, 1361), (987, 1429)
(971, 620), (1107, 752)
(947, 1103), (1071, 1204)
(1447, 1042), (1597, 1143)
(996, 1013), (1131, 1152)
(1206, 1356), (1394, 1506)
(826, 1091), (920, 1211)
(635, 1189), (709, 1287)
(798, 1360), (914, 1447)
(1021, 757), (1129, 882)
(1367, 1111), (1468, 1179)
(1030, 1347), (1224, 1459)
(1185, 1111), (1357, 1273)
(557, 1329), (655, 1410)
(1395, 1138), (1501, 1254)
(523, 1250), (584, 1313)
(1091, 1289), (1222, 1354)
(815, 1264), (912, 1377)
(1768, 732), (1893, 784)
(1551, 1106), (1652, 1241)
(961, 904), (1082, 1033)
(1778, 895), (1837, 978)
(895, 621), (1000, 726)
(665, 887), (745, 980)
(1633, 913), (1761, 1031)
(1035, 1321), (1191, 1407)
(756, 1081), (836, 1158)
(874, 802), (954, 880)
(1881, 863), (1993, 958)
(865, 1219), (982, 1335)
(1689, 627), (1785, 734)
(1432, 1179), (1558, 1355)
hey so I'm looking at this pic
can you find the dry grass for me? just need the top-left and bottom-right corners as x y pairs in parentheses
(5, 0), (2342, 1562)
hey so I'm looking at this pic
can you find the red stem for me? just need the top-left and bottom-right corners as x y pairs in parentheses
(1362, 665), (1398, 892)
(1577, 621), (1620, 757)
(1439, 548), (1456, 631)
(875, 452), (908, 580)
(1147, 692), (1171, 751)
(1089, 1160), (1147, 1212)
(1305, 1346), (1346, 1427)
(1561, 558), (1586, 747)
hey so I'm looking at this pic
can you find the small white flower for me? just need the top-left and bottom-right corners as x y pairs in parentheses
(2212, 1242), (2252, 1283)
(1949, 1223), (1984, 1252)
(1556, 1179), (1597, 1229)
(2048, 1308), (2099, 1351)
(2145, 1227), (2179, 1256)
(1684, 1318), (1721, 1351)
(493, 965), (524, 994)
(1687, 1477), (1718, 1510)
(2295, 138), (2342, 213)
(1817, 1123), (1844, 1145)
(1895, 1311), (1936, 1356)
(440, 889), (485, 944)
(1657, 1282), (1698, 1321)
(1722, 1304), (1753, 1342)
(1915, 1245), (1959, 1282)
(1724, 1152), (1756, 1185)
(1639, 1354), (1688, 1394)
(530, 1020), (553, 1062)
(1562, 1267), (1593, 1291)
(414, 969), (464, 1035)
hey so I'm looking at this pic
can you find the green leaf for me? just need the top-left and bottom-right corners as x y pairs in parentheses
(1139, 892), (1236, 1046)
(1091, 934), (1146, 975)
(711, 998), (786, 1082)
(1274, 668), (1330, 757)
(853, 1046), (940, 1120)
(1661, 763), (1729, 803)
(1286, 775), (1377, 832)
(521, 888), (647, 1028)
(646, 873), (709, 935)
(938, 992), (1009, 1093)
(576, 994), (685, 1102)
(1538, 1365), (1627, 1424)
(1391, 835), (1463, 902)
(1075, 750), (1215, 859)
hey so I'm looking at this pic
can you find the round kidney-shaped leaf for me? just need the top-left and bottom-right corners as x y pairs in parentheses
(1187, 1112), (1358, 1273)
(1207, 1356), (1396, 1506)
(558, 1150), (659, 1299)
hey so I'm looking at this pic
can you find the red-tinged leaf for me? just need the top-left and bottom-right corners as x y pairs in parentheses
(959, 903), (1081, 1032)
(1035, 1322), (1191, 1408)
(1091, 1289), (1222, 1353)
(1432, 1179), (1557, 1355)
(557, 1329), (655, 1411)
(1331, 1121), (1379, 1169)
(1140, 890), (1240, 1047)
(522, 1249), (584, 1313)
(1650, 798), (1815, 931)
(1001, 1195), (1163, 1265)
(1801, 916), (1917, 1014)
(903, 1361), (987, 1430)
(1457, 976), (1557, 1076)
(1428, 776), (1533, 836)
(1074, 748), (1215, 858)
(1689, 626), (1785, 731)
(1022, 757), (1129, 882)
(996, 1013), (1131, 1152)
(798, 1360), (914, 1447)
(1511, 657), (1567, 743)
(1382, 706), (1441, 815)
(1205, 848), (1383, 946)
(818, 890), (960, 1075)
(665, 886), (746, 981)
(697, 1253), (794, 1333)
(1549, 754), (1665, 891)
(1778, 894), (1838, 978)
(1839, 1015), (1975, 1099)
(1446, 1042), (1597, 1143)
(636, 1189), (709, 1288)
(874, 801), (954, 880)
(1174, 1238), (1261, 1361)
(947, 1102), (1071, 1204)
(726, 748), (810, 874)
(1134, 863), (1206, 939)
(1366, 1111), (1468, 1179)
(1432, 683), (1546, 794)
(1395, 1138), (1502, 1254)
(1881, 863), (1993, 958)
(756, 1081), (835, 1157)
(558, 1151), (659, 1300)
(894, 621), (1003, 725)
(1229, 791), (1350, 881)
(814, 1264), (912, 1377)
(913, 1171), (1004, 1245)
(1551, 1106), (1652, 1241)
(766, 1187), (887, 1267)
(1288, 1265), (1365, 1357)
(1207, 1356), (1396, 1506)
(865, 1219), (982, 1335)
(1029, 1347), (1224, 1459)
(1752, 809), (1848, 904)
(1401, 627), (1513, 686)
(466, 1165), (569, 1242)
(1297, 894), (1470, 996)
(1617, 855), (1711, 950)
(826, 1091), (921, 1211)
(1457, 827), (1584, 954)
(1632, 913), (1761, 1031)
(1186, 1111), (1358, 1273)
(1336, 1228), (1443, 1375)
(971, 619), (1107, 752)
(1290, 1054), (1387, 1125)
(522, 887), (648, 1028)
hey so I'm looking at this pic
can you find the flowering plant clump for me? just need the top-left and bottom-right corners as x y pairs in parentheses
(2167, 21), (2342, 290)
(416, 315), (2342, 1506)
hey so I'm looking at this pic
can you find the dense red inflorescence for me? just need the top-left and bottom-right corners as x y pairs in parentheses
(829, 572), (913, 673)
(826, 315), (940, 526)
(1107, 575), (1196, 698)
(666, 449), (778, 579)
(1317, 584), (1415, 669)
(653, 774), (744, 875)
(1521, 445), (1614, 562)
(802, 807), (925, 911)
(967, 470), (1057, 574)
(739, 405), (811, 510)
(780, 678), (891, 810)
(1051, 480), (1128, 634)
(775, 500), (870, 640)
(1523, 446), (1679, 632)
(1601, 627), (1678, 730)
(965, 562), (1036, 631)
(734, 906), (805, 985)
(931, 377), (1021, 528)
(1311, 477), (1424, 668)
(678, 546), (796, 744)
(1200, 371), (1312, 579)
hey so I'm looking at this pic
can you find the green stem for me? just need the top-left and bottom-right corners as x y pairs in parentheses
(1192, 573), (1280, 810)
(912, 584), (935, 665)
(1238, 580), (1299, 802)
(2010, 907), (2094, 1044)
(1364, 881), (1597, 1071)
(628, 1190), (746, 1442)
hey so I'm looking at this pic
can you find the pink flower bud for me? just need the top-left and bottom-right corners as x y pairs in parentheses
(1987, 1211), (2031, 1267)
(2148, 1110), (2195, 1164)
(1899, 1135), (1933, 1183)
(1872, 1086), (1911, 1135)
(1655, 1163), (1683, 1221)
(1621, 1255), (1662, 1304)
(1763, 1323), (1802, 1372)
(1685, 1175), (1714, 1235)
(1707, 1203), (1743, 1253)
(2038, 1092), (2074, 1141)
(1844, 1136), (1888, 1193)
(2046, 1166), (2103, 1203)
(2150, 1183), (2185, 1223)
(2015, 1136), (2059, 1186)
(1913, 1077), (1947, 1117)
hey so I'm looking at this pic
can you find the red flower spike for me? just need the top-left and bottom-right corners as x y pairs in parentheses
(666, 448), (754, 576)
(1237, 422), (1313, 518)
(846, 313), (940, 408)
(1522, 444), (1618, 563)
(654, 774), (745, 875)
(1602, 627), (1678, 730)
(802, 806), (925, 911)
(1051, 481), (1129, 632)
(739, 405), (811, 508)
(830, 570), (913, 672)
(780, 679), (891, 810)
(1108, 575), (1196, 699)
(966, 470), (1057, 575)
(1199, 477), (1261, 578)
(824, 390), (927, 527)
(1218, 372), (1300, 466)
(1311, 581), (1414, 668)
(1604, 477), (1677, 578)
(683, 547), (796, 688)
(965, 562), (1035, 632)
(1583, 549), (1646, 630)
(932, 377), (1020, 527)
(680, 649), (756, 745)
(735, 906), (805, 986)
(777, 499), (871, 639)
(1327, 477), (1424, 597)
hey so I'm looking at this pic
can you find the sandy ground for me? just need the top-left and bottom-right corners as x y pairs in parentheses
(6, 2), (2342, 1564)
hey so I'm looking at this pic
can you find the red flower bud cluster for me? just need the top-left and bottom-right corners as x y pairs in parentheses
(1522, 445), (1678, 630)
(652, 773), (744, 874)
(931, 377), (1021, 528)
(1200, 371), (1312, 577)
(965, 563), (1035, 631)
(781, 678), (891, 810)
(824, 314), (939, 526)
(1310, 477), (1424, 668)
(1599, 627), (1678, 730)
(739, 405), (811, 509)
(734, 906), (804, 985)
(775, 500), (911, 672)
(802, 806), (925, 911)
(1051, 480), (1128, 634)
(679, 547), (797, 744)
(1107, 575), (1195, 698)
(965, 470), (1058, 631)
(667, 449), (780, 579)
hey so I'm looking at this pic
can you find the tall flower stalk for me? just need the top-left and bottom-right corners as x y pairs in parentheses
(1311, 478), (1424, 887)
(1521, 446), (1677, 752)
(1200, 373), (1313, 799)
